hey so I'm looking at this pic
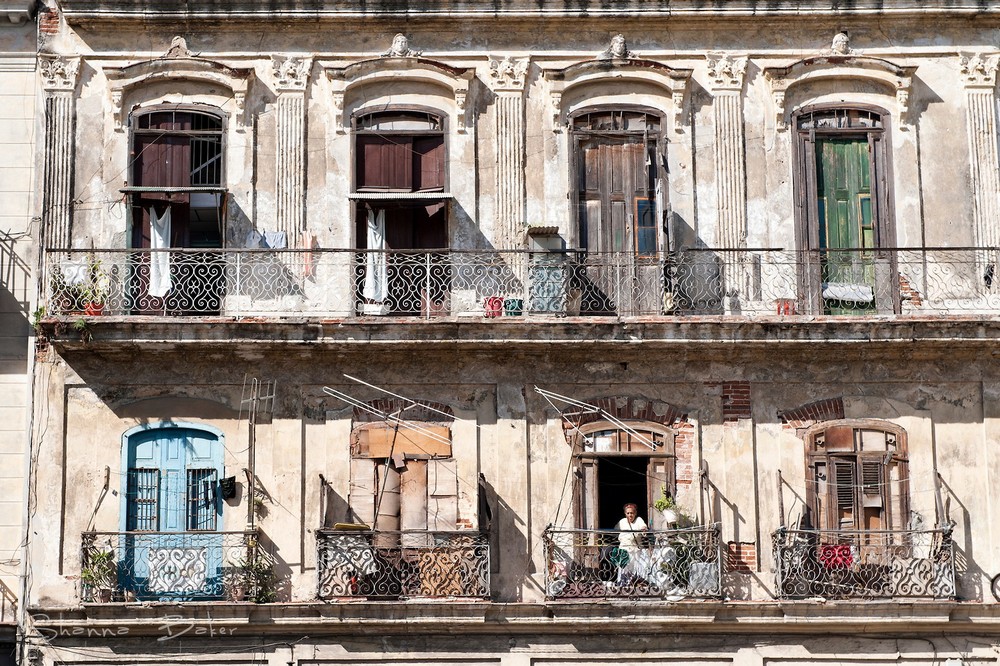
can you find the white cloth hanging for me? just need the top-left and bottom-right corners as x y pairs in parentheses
(362, 208), (387, 303)
(263, 231), (287, 249)
(149, 205), (172, 298)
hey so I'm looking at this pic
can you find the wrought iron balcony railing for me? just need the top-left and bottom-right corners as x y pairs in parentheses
(44, 247), (1000, 319)
(316, 529), (490, 600)
(80, 530), (272, 602)
(772, 528), (955, 600)
(543, 525), (723, 600)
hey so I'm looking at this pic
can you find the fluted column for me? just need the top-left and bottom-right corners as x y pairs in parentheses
(708, 55), (748, 309)
(487, 56), (529, 249)
(961, 54), (1000, 251)
(39, 56), (80, 249)
(708, 54), (748, 251)
(272, 56), (312, 246)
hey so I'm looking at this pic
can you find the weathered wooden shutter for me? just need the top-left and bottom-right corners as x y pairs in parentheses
(348, 458), (376, 526)
(833, 460), (857, 529)
(427, 458), (458, 532)
(414, 136), (445, 191)
(577, 459), (598, 531)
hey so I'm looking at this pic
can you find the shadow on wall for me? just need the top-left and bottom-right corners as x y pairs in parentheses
(939, 475), (981, 601)
(0, 231), (32, 371)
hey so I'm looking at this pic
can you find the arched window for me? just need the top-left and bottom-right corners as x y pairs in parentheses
(118, 423), (226, 600)
(795, 106), (895, 314)
(574, 422), (675, 531)
(130, 108), (226, 249)
(352, 109), (450, 316)
(804, 421), (908, 531)
(570, 108), (666, 315)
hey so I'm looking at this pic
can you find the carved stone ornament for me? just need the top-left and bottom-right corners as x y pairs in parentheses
(272, 56), (312, 91)
(830, 32), (854, 56)
(382, 34), (421, 58)
(488, 56), (529, 91)
(960, 53), (1000, 87)
(455, 89), (468, 132)
(39, 55), (80, 92)
(165, 35), (192, 58)
(707, 54), (748, 90)
(598, 34), (635, 61)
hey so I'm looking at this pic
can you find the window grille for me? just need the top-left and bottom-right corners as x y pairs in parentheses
(186, 468), (218, 531)
(126, 468), (160, 531)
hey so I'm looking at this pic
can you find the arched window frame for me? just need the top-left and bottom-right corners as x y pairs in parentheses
(572, 420), (676, 531)
(568, 105), (668, 258)
(802, 419), (909, 532)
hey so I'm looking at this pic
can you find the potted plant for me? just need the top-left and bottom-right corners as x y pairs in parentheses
(653, 486), (679, 525)
(81, 547), (117, 602)
(228, 547), (277, 603)
(51, 255), (110, 315)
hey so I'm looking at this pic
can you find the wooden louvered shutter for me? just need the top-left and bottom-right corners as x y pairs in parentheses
(833, 460), (857, 529)
(861, 459), (885, 530)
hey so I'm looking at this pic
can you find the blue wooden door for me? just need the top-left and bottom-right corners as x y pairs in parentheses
(123, 426), (223, 600)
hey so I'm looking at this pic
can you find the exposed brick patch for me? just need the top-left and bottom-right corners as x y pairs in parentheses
(899, 273), (924, 307)
(566, 395), (686, 429)
(777, 397), (845, 428)
(673, 420), (695, 485)
(727, 541), (756, 573)
(561, 396), (694, 484)
(353, 399), (453, 423)
(39, 8), (59, 35)
(719, 381), (751, 422)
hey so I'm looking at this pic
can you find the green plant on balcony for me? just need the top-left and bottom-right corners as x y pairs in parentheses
(81, 547), (116, 602)
(226, 542), (277, 603)
(52, 255), (110, 315)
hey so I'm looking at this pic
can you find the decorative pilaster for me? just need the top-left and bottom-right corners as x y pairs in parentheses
(707, 54), (748, 251)
(39, 55), (80, 249)
(272, 56), (312, 245)
(487, 56), (529, 249)
(961, 54), (1000, 251)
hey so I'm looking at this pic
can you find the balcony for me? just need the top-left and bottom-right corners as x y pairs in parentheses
(80, 530), (272, 603)
(316, 529), (490, 600)
(43, 247), (1000, 320)
(772, 528), (955, 600)
(0, 578), (15, 625)
(542, 525), (723, 600)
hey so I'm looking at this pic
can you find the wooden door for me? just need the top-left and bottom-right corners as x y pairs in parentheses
(816, 138), (876, 314)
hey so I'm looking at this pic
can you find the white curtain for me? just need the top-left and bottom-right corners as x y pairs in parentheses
(149, 205), (172, 298)
(362, 208), (387, 302)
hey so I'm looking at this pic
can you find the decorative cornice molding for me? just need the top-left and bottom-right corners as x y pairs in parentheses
(544, 59), (691, 132)
(102, 46), (254, 130)
(325, 57), (474, 134)
(763, 56), (913, 130)
(487, 55), (529, 92)
(272, 55), (312, 92)
(381, 33), (421, 58)
(960, 53), (1000, 88)
(707, 54), (747, 92)
(39, 55), (80, 92)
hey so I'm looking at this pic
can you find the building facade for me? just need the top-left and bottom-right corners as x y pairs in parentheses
(22, 1), (1000, 665)
(0, 1), (37, 665)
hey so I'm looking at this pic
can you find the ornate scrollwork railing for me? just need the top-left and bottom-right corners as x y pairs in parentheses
(542, 525), (723, 600)
(316, 529), (490, 600)
(772, 528), (955, 600)
(44, 247), (1000, 318)
(80, 530), (269, 602)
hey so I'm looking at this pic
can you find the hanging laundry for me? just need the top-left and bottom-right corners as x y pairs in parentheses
(362, 208), (387, 303)
(263, 231), (287, 249)
(245, 230), (265, 248)
(149, 205), (172, 298)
